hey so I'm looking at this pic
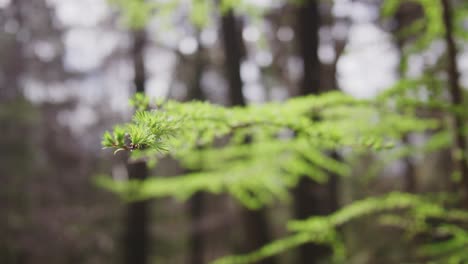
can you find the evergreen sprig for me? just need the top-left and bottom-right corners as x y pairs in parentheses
(99, 92), (438, 208)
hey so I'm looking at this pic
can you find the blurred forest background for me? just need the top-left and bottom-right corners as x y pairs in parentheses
(2, 0), (468, 263)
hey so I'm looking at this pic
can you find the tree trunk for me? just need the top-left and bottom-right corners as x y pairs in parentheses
(393, 2), (424, 192)
(221, 10), (245, 106)
(296, 0), (320, 97)
(220, 10), (276, 264)
(189, 192), (205, 264)
(124, 29), (150, 264)
(440, 0), (468, 203)
(1, 0), (24, 102)
(292, 1), (331, 263)
(187, 35), (207, 264)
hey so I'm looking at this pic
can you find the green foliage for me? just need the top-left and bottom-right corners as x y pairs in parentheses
(454, 5), (468, 40)
(418, 225), (468, 263)
(213, 230), (343, 264)
(98, 91), (438, 208)
(98, 86), (467, 263)
(381, 0), (468, 73)
(100, 0), (468, 263)
(129, 92), (150, 111)
(382, 0), (444, 48)
(108, 0), (156, 29)
(107, 0), (272, 29)
(214, 192), (468, 264)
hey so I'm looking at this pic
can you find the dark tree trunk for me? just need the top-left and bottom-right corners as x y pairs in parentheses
(189, 192), (205, 264)
(393, 2), (424, 193)
(187, 38), (206, 101)
(292, 1), (331, 263)
(1, 0), (24, 102)
(132, 30), (147, 95)
(187, 37), (207, 264)
(293, 179), (329, 263)
(403, 135), (417, 192)
(240, 208), (275, 264)
(440, 0), (468, 203)
(124, 29), (150, 264)
(220, 10), (276, 264)
(297, 0), (320, 97)
(221, 10), (245, 106)
(319, 2), (348, 213)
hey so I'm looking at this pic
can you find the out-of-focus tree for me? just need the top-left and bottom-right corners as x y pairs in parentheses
(1, 0), (124, 263)
(220, 8), (277, 264)
(123, 28), (151, 264)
